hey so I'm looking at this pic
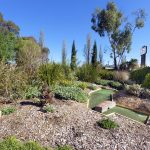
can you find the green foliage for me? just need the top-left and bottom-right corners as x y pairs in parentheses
(55, 145), (72, 150)
(43, 104), (54, 113)
(125, 84), (141, 97)
(87, 84), (97, 90)
(70, 40), (77, 71)
(109, 81), (123, 90)
(91, 41), (97, 67)
(0, 62), (28, 100)
(53, 85), (88, 102)
(0, 137), (23, 150)
(38, 63), (65, 86)
(77, 82), (88, 90)
(91, 2), (146, 69)
(0, 137), (50, 150)
(77, 64), (99, 83)
(99, 70), (115, 80)
(96, 79), (123, 90)
(23, 141), (47, 150)
(25, 86), (41, 99)
(97, 118), (119, 129)
(130, 67), (150, 84)
(1, 107), (16, 115)
(142, 73), (150, 89)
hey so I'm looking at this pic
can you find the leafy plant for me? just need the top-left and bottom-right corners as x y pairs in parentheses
(43, 104), (54, 113)
(96, 79), (110, 86)
(1, 107), (16, 115)
(25, 86), (41, 99)
(53, 85), (88, 102)
(125, 84), (141, 97)
(99, 69), (115, 80)
(97, 118), (119, 129)
(142, 73), (150, 89)
(130, 67), (150, 84)
(109, 81), (123, 90)
(87, 84), (97, 90)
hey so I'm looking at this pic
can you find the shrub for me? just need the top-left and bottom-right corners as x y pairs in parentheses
(0, 62), (28, 101)
(38, 63), (65, 86)
(96, 79), (123, 90)
(43, 104), (54, 113)
(76, 82), (88, 90)
(53, 85), (88, 102)
(95, 79), (110, 86)
(55, 145), (72, 150)
(130, 67), (150, 84)
(77, 64), (99, 83)
(23, 141), (47, 150)
(87, 84), (97, 90)
(25, 86), (41, 99)
(99, 69), (115, 80)
(114, 71), (129, 83)
(0, 136), (23, 150)
(142, 73), (150, 89)
(1, 107), (16, 115)
(125, 84), (141, 97)
(109, 81), (123, 90)
(97, 118), (119, 129)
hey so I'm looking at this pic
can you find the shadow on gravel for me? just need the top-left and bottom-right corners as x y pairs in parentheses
(20, 101), (42, 107)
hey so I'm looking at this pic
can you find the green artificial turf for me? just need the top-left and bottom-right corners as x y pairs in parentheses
(104, 106), (148, 123)
(89, 89), (114, 108)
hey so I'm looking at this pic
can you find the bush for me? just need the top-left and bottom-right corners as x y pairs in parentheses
(125, 84), (141, 97)
(77, 64), (99, 83)
(97, 118), (119, 129)
(43, 104), (54, 113)
(53, 85), (88, 102)
(0, 136), (23, 150)
(130, 67), (150, 84)
(1, 107), (16, 115)
(87, 84), (97, 90)
(95, 79), (110, 86)
(99, 69), (115, 80)
(114, 71), (129, 83)
(109, 81), (123, 90)
(0, 62), (28, 101)
(25, 86), (41, 99)
(143, 73), (150, 89)
(96, 79), (123, 90)
(76, 81), (88, 90)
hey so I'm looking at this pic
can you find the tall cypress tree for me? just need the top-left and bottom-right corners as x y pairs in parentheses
(70, 40), (77, 71)
(91, 41), (97, 67)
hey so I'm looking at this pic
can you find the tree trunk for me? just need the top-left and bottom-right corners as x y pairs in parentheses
(113, 50), (118, 70)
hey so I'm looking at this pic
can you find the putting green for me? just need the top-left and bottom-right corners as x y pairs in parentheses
(89, 89), (114, 108)
(104, 106), (148, 123)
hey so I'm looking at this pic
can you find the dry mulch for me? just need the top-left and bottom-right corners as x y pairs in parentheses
(0, 99), (150, 150)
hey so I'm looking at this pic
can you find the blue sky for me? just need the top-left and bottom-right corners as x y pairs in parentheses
(0, 0), (150, 65)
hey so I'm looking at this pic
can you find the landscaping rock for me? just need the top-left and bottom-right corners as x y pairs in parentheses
(94, 101), (116, 113)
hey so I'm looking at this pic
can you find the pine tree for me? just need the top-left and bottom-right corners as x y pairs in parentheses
(39, 30), (45, 48)
(91, 41), (97, 67)
(70, 40), (77, 71)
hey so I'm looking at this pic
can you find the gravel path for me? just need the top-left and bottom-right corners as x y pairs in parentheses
(0, 100), (150, 150)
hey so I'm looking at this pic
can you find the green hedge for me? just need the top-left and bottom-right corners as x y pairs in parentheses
(99, 69), (115, 80)
(143, 73), (150, 89)
(130, 67), (150, 84)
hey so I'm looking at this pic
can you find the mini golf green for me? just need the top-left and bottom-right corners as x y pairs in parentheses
(89, 89), (114, 108)
(104, 106), (148, 123)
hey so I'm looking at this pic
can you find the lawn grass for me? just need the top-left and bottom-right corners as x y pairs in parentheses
(104, 106), (148, 123)
(89, 89), (114, 108)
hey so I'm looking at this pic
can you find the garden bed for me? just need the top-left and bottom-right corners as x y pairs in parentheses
(0, 100), (150, 149)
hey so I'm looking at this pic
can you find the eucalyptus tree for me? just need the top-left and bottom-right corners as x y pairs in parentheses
(91, 2), (146, 70)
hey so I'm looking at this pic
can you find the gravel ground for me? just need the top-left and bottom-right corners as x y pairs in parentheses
(0, 100), (150, 150)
